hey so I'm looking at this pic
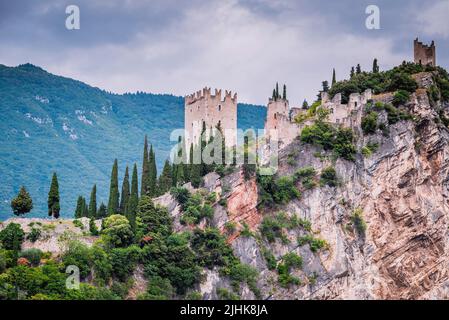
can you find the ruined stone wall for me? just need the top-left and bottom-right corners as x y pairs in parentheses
(414, 38), (436, 66)
(185, 87), (237, 149)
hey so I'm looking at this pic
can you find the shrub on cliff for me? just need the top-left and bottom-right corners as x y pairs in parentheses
(361, 111), (378, 134)
(11, 186), (33, 216)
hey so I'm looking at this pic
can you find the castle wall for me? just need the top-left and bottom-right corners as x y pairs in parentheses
(185, 88), (237, 149)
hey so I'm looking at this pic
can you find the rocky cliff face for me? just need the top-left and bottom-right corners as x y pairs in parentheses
(162, 82), (449, 300)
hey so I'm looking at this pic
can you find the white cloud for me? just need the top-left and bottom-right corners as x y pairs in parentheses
(416, 0), (449, 38)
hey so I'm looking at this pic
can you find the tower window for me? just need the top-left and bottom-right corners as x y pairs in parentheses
(355, 102), (357, 107)
(274, 114), (277, 119)
(218, 105), (221, 111)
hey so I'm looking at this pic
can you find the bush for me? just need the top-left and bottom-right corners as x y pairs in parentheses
(141, 276), (174, 300)
(350, 208), (367, 236)
(361, 111), (378, 134)
(137, 196), (172, 238)
(227, 263), (260, 298)
(90, 245), (112, 285)
(110, 245), (141, 281)
(170, 187), (191, 209)
(294, 167), (317, 190)
(0, 223), (25, 251)
(320, 167), (338, 187)
(61, 241), (92, 279)
(388, 72), (417, 93)
(261, 247), (277, 270)
(277, 252), (303, 288)
(19, 249), (43, 266)
(273, 176), (300, 204)
(190, 228), (235, 269)
(102, 214), (134, 248)
(362, 142), (379, 157)
(259, 217), (283, 243)
(392, 90), (411, 106)
(26, 227), (41, 242)
(297, 235), (328, 252)
(224, 221), (237, 235)
(216, 287), (239, 300)
(301, 123), (356, 161)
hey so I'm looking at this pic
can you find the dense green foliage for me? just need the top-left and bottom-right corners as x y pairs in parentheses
(320, 167), (338, 187)
(300, 120), (356, 161)
(257, 174), (301, 208)
(107, 160), (120, 216)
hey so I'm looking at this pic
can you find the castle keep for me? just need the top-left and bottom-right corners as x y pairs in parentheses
(184, 87), (237, 149)
(414, 38), (436, 66)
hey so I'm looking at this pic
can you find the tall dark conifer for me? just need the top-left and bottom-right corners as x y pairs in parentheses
(282, 84), (287, 100)
(120, 166), (130, 214)
(88, 185), (97, 218)
(332, 68), (336, 86)
(159, 160), (173, 194)
(126, 163), (139, 230)
(275, 82), (279, 99)
(148, 145), (157, 196)
(141, 135), (150, 196)
(372, 58), (379, 73)
(47, 172), (60, 218)
(107, 159), (120, 215)
(75, 196), (84, 218)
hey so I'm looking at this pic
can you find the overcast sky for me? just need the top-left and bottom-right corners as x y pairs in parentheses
(1, 0), (448, 105)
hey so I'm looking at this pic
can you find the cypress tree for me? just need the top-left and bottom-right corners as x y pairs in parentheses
(282, 84), (287, 100)
(75, 196), (84, 219)
(47, 172), (60, 218)
(82, 198), (89, 217)
(302, 99), (309, 109)
(159, 159), (173, 194)
(190, 142), (202, 188)
(332, 68), (336, 86)
(272, 89), (276, 100)
(126, 163), (139, 230)
(172, 163), (178, 187)
(120, 166), (130, 214)
(176, 163), (185, 187)
(275, 82), (279, 99)
(356, 63), (361, 74)
(350, 66), (355, 78)
(373, 58), (379, 73)
(148, 145), (157, 197)
(107, 159), (120, 215)
(88, 184), (97, 218)
(141, 135), (150, 196)
(97, 202), (107, 219)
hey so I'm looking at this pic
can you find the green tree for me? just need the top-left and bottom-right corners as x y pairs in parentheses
(88, 184), (97, 218)
(82, 197), (89, 218)
(120, 166), (130, 214)
(136, 196), (172, 239)
(148, 145), (158, 197)
(272, 89), (276, 100)
(47, 172), (60, 218)
(373, 58), (379, 73)
(75, 196), (84, 218)
(282, 84), (287, 100)
(322, 81), (329, 92)
(107, 159), (120, 216)
(356, 63), (361, 74)
(302, 99), (309, 109)
(350, 66), (355, 78)
(11, 186), (33, 216)
(332, 68), (336, 86)
(158, 160), (173, 194)
(0, 223), (24, 251)
(126, 163), (139, 230)
(141, 135), (150, 197)
(89, 218), (99, 236)
(97, 203), (107, 219)
(102, 214), (134, 248)
(275, 82), (279, 99)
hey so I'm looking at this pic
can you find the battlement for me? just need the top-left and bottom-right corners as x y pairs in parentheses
(185, 87), (237, 105)
(414, 38), (436, 66)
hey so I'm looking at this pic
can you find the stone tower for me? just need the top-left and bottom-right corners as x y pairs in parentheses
(414, 38), (436, 66)
(184, 87), (237, 149)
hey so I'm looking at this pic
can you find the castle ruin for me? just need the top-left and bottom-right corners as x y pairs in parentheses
(414, 38), (436, 66)
(184, 87), (237, 149)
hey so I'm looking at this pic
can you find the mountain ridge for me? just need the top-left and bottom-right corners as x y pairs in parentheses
(0, 64), (266, 219)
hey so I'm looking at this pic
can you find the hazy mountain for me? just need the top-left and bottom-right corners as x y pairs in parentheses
(0, 63), (266, 219)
